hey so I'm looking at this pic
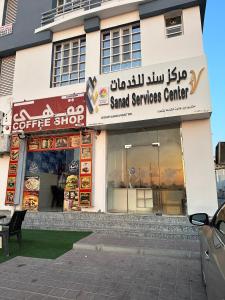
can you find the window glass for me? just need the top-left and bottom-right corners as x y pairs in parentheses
(52, 37), (86, 87)
(107, 127), (186, 215)
(215, 204), (225, 236)
(101, 23), (141, 74)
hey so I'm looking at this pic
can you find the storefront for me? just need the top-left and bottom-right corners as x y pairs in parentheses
(5, 93), (94, 212)
(107, 126), (186, 215)
(85, 55), (217, 215)
(5, 55), (218, 216)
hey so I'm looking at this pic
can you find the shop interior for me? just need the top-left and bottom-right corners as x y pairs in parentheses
(107, 126), (186, 215)
(24, 149), (80, 211)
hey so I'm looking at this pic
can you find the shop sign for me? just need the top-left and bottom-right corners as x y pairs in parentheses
(12, 93), (86, 133)
(86, 56), (211, 127)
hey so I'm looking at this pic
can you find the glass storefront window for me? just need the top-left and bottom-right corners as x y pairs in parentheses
(25, 149), (80, 211)
(23, 133), (93, 212)
(107, 126), (186, 215)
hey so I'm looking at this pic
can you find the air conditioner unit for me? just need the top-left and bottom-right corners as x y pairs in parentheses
(0, 134), (10, 153)
(166, 24), (183, 38)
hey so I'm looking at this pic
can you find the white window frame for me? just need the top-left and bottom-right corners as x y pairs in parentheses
(101, 23), (142, 74)
(52, 37), (86, 88)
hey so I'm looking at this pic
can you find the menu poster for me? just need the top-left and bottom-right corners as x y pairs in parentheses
(11, 136), (20, 149)
(64, 189), (80, 211)
(80, 161), (91, 175)
(23, 191), (39, 211)
(24, 176), (40, 192)
(65, 175), (79, 191)
(5, 135), (20, 205)
(81, 133), (92, 145)
(41, 137), (54, 149)
(55, 136), (68, 148)
(6, 191), (15, 205)
(9, 163), (18, 175)
(81, 176), (91, 189)
(27, 134), (81, 152)
(10, 149), (19, 162)
(69, 135), (80, 148)
(7, 176), (16, 189)
(28, 138), (39, 151)
(80, 192), (91, 207)
(81, 147), (92, 159)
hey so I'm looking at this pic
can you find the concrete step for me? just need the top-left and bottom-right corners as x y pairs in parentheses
(73, 233), (200, 259)
(22, 211), (198, 240)
(23, 212), (191, 224)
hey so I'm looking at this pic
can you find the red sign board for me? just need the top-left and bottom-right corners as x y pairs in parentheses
(12, 93), (86, 133)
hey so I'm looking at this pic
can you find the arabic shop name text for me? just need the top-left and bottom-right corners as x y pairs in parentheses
(110, 67), (188, 92)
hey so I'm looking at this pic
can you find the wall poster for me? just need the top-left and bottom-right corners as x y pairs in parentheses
(26, 131), (93, 211)
(5, 135), (20, 205)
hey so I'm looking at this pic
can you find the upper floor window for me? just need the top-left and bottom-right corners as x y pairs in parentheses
(3, 0), (18, 25)
(57, 0), (72, 14)
(165, 11), (183, 38)
(101, 23), (141, 74)
(52, 37), (86, 87)
(0, 56), (16, 96)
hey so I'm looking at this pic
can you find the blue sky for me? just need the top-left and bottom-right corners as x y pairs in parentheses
(203, 0), (225, 148)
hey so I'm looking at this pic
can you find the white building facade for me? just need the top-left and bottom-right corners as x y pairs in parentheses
(0, 0), (218, 216)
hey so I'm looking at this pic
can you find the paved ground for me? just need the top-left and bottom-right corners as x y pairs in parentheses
(0, 234), (207, 300)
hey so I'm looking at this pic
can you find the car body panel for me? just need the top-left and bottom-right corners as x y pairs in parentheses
(199, 226), (225, 300)
(190, 203), (225, 300)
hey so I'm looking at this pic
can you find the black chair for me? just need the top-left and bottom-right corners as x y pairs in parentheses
(0, 210), (27, 256)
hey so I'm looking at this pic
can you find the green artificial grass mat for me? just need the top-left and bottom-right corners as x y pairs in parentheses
(0, 229), (91, 264)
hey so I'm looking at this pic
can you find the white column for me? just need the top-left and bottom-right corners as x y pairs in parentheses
(92, 130), (107, 212)
(85, 30), (100, 78)
(181, 119), (218, 216)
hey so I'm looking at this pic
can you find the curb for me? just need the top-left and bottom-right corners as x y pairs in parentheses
(73, 242), (200, 259)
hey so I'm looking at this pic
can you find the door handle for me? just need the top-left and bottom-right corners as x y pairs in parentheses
(204, 250), (210, 261)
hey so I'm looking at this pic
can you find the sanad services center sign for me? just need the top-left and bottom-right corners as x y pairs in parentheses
(86, 55), (211, 127)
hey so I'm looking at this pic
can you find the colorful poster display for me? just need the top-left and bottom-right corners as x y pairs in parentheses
(64, 175), (80, 211)
(23, 191), (39, 211)
(79, 132), (93, 207)
(26, 131), (93, 210)
(5, 135), (20, 205)
(23, 176), (40, 211)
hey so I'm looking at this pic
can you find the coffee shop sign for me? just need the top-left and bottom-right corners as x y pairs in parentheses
(108, 67), (204, 109)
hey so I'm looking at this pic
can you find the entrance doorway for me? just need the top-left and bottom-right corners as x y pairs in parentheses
(107, 127), (186, 215)
(125, 144), (160, 213)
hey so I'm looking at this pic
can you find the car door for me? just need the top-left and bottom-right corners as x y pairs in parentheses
(201, 204), (225, 300)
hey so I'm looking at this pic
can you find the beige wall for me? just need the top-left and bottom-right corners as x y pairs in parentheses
(0, 154), (9, 209)
(0, 0), (5, 26)
(101, 11), (139, 29)
(14, 7), (204, 101)
(181, 119), (218, 216)
(141, 7), (204, 66)
(0, 95), (12, 134)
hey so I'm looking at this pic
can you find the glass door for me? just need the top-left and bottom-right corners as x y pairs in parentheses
(107, 127), (186, 215)
(126, 144), (161, 213)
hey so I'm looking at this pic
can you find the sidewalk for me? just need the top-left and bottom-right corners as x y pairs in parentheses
(0, 233), (206, 300)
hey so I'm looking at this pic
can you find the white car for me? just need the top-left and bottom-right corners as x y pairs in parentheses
(189, 203), (225, 300)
